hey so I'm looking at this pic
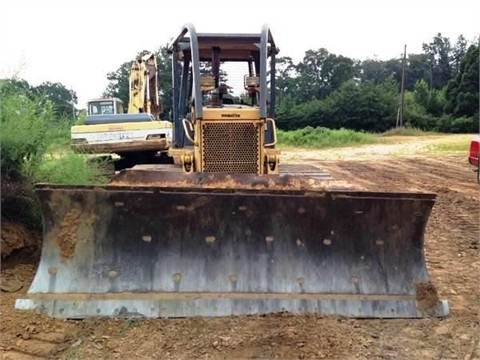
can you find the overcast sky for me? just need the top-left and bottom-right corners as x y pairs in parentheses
(1, 0), (478, 107)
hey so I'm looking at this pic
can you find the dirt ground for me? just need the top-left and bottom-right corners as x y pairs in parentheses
(1, 134), (479, 359)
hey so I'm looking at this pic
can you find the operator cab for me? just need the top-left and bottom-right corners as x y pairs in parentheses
(87, 98), (125, 116)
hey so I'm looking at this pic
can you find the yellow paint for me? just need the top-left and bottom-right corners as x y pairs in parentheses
(71, 121), (172, 134)
(201, 107), (260, 120)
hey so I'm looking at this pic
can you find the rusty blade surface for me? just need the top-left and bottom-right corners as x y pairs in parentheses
(16, 170), (449, 318)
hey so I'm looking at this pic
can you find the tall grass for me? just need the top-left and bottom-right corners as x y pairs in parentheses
(1, 81), (108, 226)
(277, 126), (376, 148)
(34, 153), (111, 185)
(1, 91), (107, 183)
(34, 153), (108, 185)
(1, 90), (51, 180)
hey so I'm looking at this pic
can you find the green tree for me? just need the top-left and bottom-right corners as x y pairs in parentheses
(296, 49), (354, 101)
(422, 33), (453, 90)
(276, 79), (398, 132)
(412, 79), (446, 116)
(103, 60), (131, 105)
(33, 82), (77, 123)
(156, 45), (173, 118)
(0, 78), (32, 96)
(362, 53), (430, 92)
(275, 56), (298, 105)
(403, 91), (436, 130)
(413, 79), (430, 108)
(103, 45), (173, 118)
(451, 35), (469, 75)
(325, 79), (398, 132)
(404, 54), (430, 90)
(276, 95), (310, 130)
(445, 44), (479, 118)
(356, 58), (394, 84)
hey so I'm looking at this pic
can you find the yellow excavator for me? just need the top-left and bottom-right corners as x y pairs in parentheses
(16, 24), (449, 319)
(71, 53), (173, 169)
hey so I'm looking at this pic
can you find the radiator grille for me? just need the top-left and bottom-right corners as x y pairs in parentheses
(202, 122), (260, 173)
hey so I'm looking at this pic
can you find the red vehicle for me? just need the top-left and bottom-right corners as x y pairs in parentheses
(469, 135), (480, 183)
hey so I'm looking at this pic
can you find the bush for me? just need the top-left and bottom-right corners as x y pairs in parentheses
(0, 79), (109, 226)
(405, 112), (437, 131)
(435, 115), (479, 133)
(448, 116), (479, 133)
(0, 85), (52, 180)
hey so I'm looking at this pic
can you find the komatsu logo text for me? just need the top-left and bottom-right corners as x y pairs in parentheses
(221, 113), (241, 118)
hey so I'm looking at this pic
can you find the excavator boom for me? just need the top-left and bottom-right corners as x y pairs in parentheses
(128, 53), (162, 118)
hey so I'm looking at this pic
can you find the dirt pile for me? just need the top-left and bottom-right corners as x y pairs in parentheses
(1, 222), (39, 259)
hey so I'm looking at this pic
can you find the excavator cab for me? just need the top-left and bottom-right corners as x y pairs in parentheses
(16, 24), (449, 319)
(87, 98), (123, 115)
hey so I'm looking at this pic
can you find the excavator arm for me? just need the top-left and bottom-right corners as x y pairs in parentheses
(128, 53), (162, 119)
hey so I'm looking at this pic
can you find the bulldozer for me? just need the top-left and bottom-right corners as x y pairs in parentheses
(16, 24), (449, 319)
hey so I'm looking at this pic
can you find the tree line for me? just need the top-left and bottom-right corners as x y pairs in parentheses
(0, 79), (78, 124)
(104, 33), (478, 133)
(273, 34), (478, 133)
(2, 33), (477, 134)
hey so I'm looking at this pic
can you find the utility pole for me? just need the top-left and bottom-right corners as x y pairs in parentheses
(397, 44), (407, 128)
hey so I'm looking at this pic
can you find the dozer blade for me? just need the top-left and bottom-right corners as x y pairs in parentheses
(16, 169), (449, 319)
